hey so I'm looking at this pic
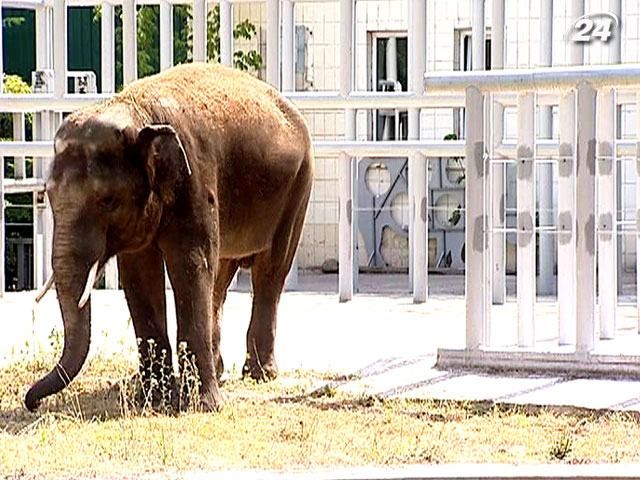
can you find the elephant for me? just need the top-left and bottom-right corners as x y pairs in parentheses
(25, 63), (314, 412)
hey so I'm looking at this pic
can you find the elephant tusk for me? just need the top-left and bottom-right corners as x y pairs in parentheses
(35, 274), (55, 303)
(78, 260), (100, 310)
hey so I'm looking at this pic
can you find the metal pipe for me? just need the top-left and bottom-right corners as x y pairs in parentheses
(101, 2), (115, 92)
(338, 0), (354, 302)
(569, 0), (585, 66)
(192, 0), (207, 62)
(53, 0), (66, 97)
(424, 65), (640, 93)
(266, 0), (280, 88)
(472, 0), (485, 71)
(122, 0), (137, 84)
(219, 0), (232, 65)
(159, 0), (173, 70)
(281, 0), (295, 91)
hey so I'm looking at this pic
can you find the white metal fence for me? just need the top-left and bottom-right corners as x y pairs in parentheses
(3, 0), (640, 362)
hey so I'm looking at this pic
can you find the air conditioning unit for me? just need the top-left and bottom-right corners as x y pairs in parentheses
(69, 71), (97, 94)
(31, 70), (54, 94)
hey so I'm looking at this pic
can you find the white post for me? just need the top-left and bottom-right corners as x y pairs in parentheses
(569, 0), (585, 66)
(0, 156), (4, 296)
(636, 94), (640, 332)
(192, 0), (207, 62)
(490, 0), (505, 306)
(537, 0), (554, 295)
(575, 82), (597, 353)
(409, 0), (427, 303)
(517, 92), (536, 348)
(122, 0), (137, 84)
(219, 0), (233, 66)
(53, 0), (66, 99)
(472, 0), (485, 71)
(266, 0), (280, 88)
(282, 0), (298, 290)
(465, 86), (486, 349)
(610, 0), (622, 64)
(339, 0), (355, 302)
(159, 0), (173, 70)
(597, 87), (617, 339)
(12, 114), (26, 179)
(101, 2), (115, 93)
(558, 90), (576, 346)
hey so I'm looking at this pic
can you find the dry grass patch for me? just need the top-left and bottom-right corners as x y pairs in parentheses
(2, 353), (640, 477)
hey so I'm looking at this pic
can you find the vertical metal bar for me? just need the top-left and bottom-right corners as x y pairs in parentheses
(122, 0), (137, 84)
(465, 85), (486, 349)
(12, 113), (26, 179)
(159, 0), (173, 70)
(517, 92), (536, 348)
(490, 0), (505, 306)
(338, 0), (354, 302)
(576, 82), (597, 353)
(219, 0), (233, 66)
(266, 0), (280, 88)
(192, 0), (207, 62)
(538, 0), (554, 296)
(281, 0), (294, 91)
(53, 0), (66, 98)
(101, 2), (115, 93)
(569, 0), (585, 66)
(558, 90), (576, 345)
(409, 0), (426, 303)
(282, 0), (298, 290)
(472, 0), (485, 71)
(597, 87), (617, 339)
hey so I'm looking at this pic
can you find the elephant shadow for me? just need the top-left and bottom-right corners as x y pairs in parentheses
(1, 379), (148, 434)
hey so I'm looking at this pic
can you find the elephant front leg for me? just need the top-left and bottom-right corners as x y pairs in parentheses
(163, 239), (222, 412)
(118, 245), (175, 410)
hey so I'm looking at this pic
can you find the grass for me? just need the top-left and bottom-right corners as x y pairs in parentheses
(2, 350), (640, 478)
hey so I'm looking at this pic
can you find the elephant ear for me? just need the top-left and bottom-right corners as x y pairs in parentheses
(137, 124), (192, 205)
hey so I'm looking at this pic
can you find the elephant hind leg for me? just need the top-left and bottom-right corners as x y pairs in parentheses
(212, 258), (240, 380)
(243, 172), (311, 381)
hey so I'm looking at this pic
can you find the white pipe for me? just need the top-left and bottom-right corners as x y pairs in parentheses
(219, 0), (232, 65)
(425, 65), (640, 93)
(569, 0), (585, 66)
(610, 0), (622, 64)
(409, 0), (426, 302)
(557, 90), (576, 346)
(192, 0), (207, 62)
(597, 87), (617, 340)
(490, 0), (505, 306)
(53, 0), (66, 97)
(122, 0), (137, 84)
(516, 92), (536, 348)
(101, 2), (115, 92)
(537, 0), (554, 296)
(471, 0), (485, 71)
(465, 85), (486, 349)
(159, 0), (173, 70)
(281, 0), (295, 92)
(338, 0), (354, 302)
(266, 0), (280, 88)
(575, 82), (596, 353)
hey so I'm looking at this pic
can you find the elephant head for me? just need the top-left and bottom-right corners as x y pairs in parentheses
(25, 113), (190, 411)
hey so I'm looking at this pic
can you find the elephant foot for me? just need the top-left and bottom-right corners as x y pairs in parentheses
(199, 387), (224, 412)
(215, 354), (225, 382)
(242, 357), (278, 382)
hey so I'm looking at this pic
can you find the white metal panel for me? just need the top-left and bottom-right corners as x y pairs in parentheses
(558, 90), (576, 346)
(516, 92), (536, 348)
(575, 82), (597, 353)
(597, 87), (617, 340)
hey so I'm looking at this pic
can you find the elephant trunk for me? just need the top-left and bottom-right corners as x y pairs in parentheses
(25, 228), (102, 411)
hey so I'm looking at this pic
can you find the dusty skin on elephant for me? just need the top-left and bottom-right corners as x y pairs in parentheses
(25, 62), (314, 413)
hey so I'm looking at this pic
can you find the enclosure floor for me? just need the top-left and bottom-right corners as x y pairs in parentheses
(4, 272), (640, 412)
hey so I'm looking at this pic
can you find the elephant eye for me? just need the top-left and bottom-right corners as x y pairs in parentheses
(98, 195), (118, 212)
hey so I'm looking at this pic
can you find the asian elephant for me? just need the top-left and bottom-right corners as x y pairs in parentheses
(24, 63), (313, 412)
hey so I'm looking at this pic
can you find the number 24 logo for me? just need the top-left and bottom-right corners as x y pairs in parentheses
(570, 12), (620, 43)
